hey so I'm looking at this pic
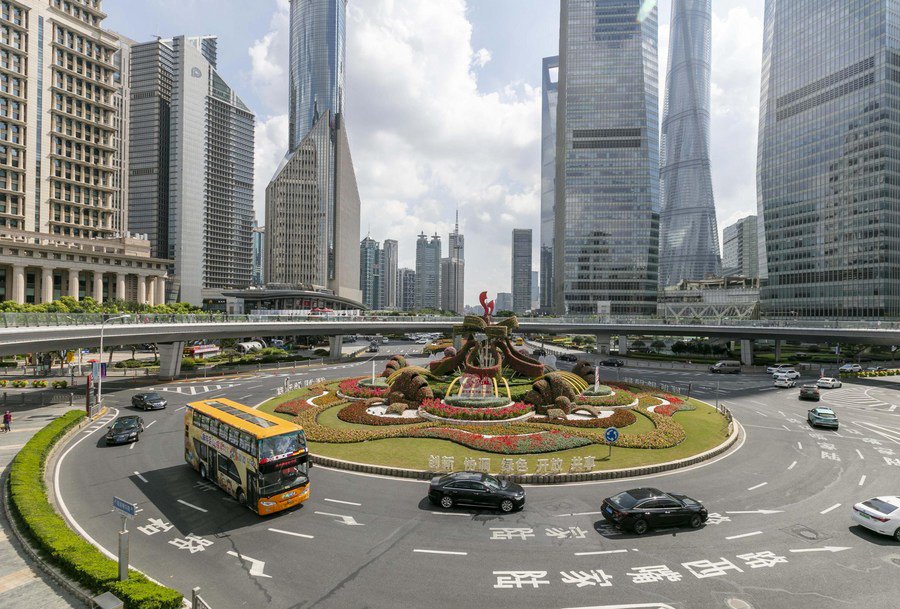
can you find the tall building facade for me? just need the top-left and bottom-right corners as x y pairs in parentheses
(722, 216), (758, 279)
(440, 257), (464, 313)
(540, 55), (558, 310)
(381, 238), (398, 308)
(757, 0), (900, 318)
(414, 232), (441, 310)
(658, 0), (720, 288)
(398, 267), (416, 311)
(554, 0), (660, 316)
(531, 270), (540, 310)
(511, 229), (532, 313)
(251, 222), (265, 286)
(111, 35), (132, 234)
(266, 0), (361, 304)
(359, 236), (381, 309)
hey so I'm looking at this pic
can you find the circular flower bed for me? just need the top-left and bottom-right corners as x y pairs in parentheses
(420, 398), (530, 422)
(575, 387), (637, 407)
(339, 378), (387, 399)
(442, 395), (512, 409)
(337, 400), (425, 425)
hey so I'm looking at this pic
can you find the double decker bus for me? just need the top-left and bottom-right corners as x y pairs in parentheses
(184, 398), (310, 515)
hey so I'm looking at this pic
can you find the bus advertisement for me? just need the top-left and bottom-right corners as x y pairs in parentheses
(184, 398), (310, 515)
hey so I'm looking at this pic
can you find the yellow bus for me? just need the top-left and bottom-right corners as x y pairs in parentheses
(184, 398), (310, 515)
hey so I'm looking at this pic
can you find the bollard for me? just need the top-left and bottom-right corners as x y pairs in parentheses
(69, 392), (74, 407)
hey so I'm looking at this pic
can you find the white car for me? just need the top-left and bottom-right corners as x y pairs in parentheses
(817, 377), (842, 389)
(767, 363), (795, 374)
(852, 496), (900, 541)
(772, 369), (800, 380)
(773, 377), (795, 388)
(839, 363), (862, 373)
(416, 338), (429, 344)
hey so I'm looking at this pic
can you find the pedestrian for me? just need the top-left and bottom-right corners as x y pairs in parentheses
(3, 410), (11, 433)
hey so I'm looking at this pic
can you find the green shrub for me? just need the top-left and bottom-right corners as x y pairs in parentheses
(51, 380), (68, 389)
(11, 380), (26, 388)
(313, 348), (330, 357)
(8, 410), (182, 609)
(31, 380), (48, 388)
(0, 379), (7, 387)
(0, 360), (17, 368)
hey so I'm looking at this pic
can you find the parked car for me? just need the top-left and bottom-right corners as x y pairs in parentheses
(774, 377), (795, 388)
(105, 416), (144, 445)
(773, 369), (800, 380)
(865, 366), (885, 372)
(839, 363), (862, 373)
(600, 358), (625, 367)
(766, 363), (795, 374)
(601, 488), (707, 535)
(808, 406), (838, 429)
(817, 377), (842, 389)
(799, 385), (821, 401)
(532, 348), (548, 357)
(852, 496), (900, 541)
(709, 360), (741, 374)
(558, 354), (578, 363)
(428, 471), (525, 513)
(416, 338), (429, 344)
(131, 392), (167, 410)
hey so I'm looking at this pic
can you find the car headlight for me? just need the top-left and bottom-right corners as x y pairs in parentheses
(260, 501), (276, 507)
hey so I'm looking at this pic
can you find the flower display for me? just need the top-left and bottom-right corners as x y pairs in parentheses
(339, 378), (387, 399)
(337, 401), (425, 426)
(412, 427), (593, 454)
(419, 398), (531, 421)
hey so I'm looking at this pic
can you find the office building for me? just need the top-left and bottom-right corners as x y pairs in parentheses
(398, 267), (416, 311)
(511, 228), (532, 314)
(415, 232), (441, 310)
(658, 0), (720, 287)
(359, 236), (381, 309)
(540, 55), (558, 310)
(554, 0), (660, 316)
(0, 0), (169, 306)
(531, 270), (540, 310)
(266, 0), (361, 304)
(495, 292), (513, 313)
(757, 0), (900, 318)
(382, 239), (398, 308)
(722, 216), (758, 279)
(251, 222), (265, 286)
(440, 257), (465, 314)
(111, 35), (132, 234)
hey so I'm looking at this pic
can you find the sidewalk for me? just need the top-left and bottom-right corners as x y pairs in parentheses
(0, 404), (84, 609)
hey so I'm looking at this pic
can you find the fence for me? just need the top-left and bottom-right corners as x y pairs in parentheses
(191, 587), (212, 609)
(620, 375), (733, 423)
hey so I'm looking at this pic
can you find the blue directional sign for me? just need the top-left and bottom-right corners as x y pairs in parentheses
(113, 496), (137, 519)
(604, 427), (620, 443)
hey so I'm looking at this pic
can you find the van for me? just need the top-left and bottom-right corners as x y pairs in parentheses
(709, 360), (741, 374)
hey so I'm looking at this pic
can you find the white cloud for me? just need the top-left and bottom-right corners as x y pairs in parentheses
(253, 113), (289, 221)
(473, 47), (492, 68)
(246, 0), (290, 116)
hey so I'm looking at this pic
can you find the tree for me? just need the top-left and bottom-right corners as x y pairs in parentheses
(650, 340), (666, 353)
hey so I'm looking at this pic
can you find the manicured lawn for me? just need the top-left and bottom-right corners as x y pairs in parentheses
(256, 385), (320, 419)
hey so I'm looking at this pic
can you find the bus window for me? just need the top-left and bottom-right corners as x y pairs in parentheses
(228, 426), (241, 447)
(257, 460), (309, 497)
(259, 432), (305, 460)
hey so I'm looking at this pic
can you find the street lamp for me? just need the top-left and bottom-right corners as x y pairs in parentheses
(97, 314), (131, 408)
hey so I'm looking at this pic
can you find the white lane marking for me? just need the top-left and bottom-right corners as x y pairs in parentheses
(226, 551), (271, 578)
(134, 471), (148, 483)
(787, 460), (797, 470)
(323, 498), (361, 507)
(858, 475), (866, 486)
(856, 449), (864, 459)
(782, 425), (791, 431)
(129, 442), (136, 450)
(574, 549), (628, 556)
(177, 499), (208, 513)
(778, 410), (787, 418)
(314, 511), (364, 526)
(268, 528), (314, 539)
(561, 604), (677, 609)
(174, 406), (186, 412)
(413, 549), (468, 556)
(747, 482), (768, 491)
(755, 411), (768, 417)
(430, 511), (470, 516)
(572, 511), (604, 516)
(725, 531), (763, 540)
(890, 405), (898, 412)
(797, 441), (803, 449)
(145, 421), (156, 428)
(239, 394), (253, 400)
(820, 503), (841, 515)
(789, 546), (851, 554)
(554, 513), (573, 517)
(726, 509), (783, 514)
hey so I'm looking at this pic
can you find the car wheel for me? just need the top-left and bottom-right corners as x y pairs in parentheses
(200, 464), (208, 480)
(500, 499), (515, 513)
(632, 518), (648, 535)
(689, 514), (703, 529)
(440, 495), (454, 509)
(237, 490), (247, 507)
(894, 527), (900, 542)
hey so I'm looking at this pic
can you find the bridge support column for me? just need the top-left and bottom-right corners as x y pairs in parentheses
(157, 342), (185, 381)
(774, 340), (782, 361)
(740, 339), (754, 367)
(329, 336), (343, 359)
(595, 333), (611, 355)
(618, 334), (628, 356)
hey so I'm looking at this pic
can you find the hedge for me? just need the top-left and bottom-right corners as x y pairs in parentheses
(7, 410), (183, 609)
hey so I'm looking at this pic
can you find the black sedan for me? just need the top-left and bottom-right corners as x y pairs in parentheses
(600, 358), (625, 367)
(132, 392), (167, 410)
(601, 487), (707, 535)
(105, 416), (144, 446)
(428, 471), (525, 513)
(799, 385), (821, 401)
(558, 353), (579, 363)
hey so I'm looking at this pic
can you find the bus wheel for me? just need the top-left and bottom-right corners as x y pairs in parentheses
(237, 490), (247, 507)
(200, 464), (208, 480)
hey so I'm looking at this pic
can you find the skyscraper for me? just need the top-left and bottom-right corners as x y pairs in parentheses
(757, 0), (900, 318)
(251, 223), (265, 286)
(658, 0), (720, 288)
(443, 212), (464, 313)
(359, 236), (381, 309)
(511, 229), (532, 314)
(554, 0), (660, 316)
(266, 0), (361, 303)
(415, 233), (441, 310)
(722, 216), (758, 279)
(398, 268), (416, 311)
(382, 239), (399, 308)
(540, 55), (559, 311)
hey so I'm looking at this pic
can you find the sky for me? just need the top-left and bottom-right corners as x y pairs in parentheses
(105, 0), (765, 305)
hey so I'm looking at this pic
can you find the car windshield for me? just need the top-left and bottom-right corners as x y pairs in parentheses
(815, 411), (835, 418)
(111, 419), (137, 431)
(611, 491), (639, 509)
(143, 393), (162, 400)
(482, 475), (505, 490)
(863, 499), (900, 515)
(257, 461), (309, 496)
(259, 432), (307, 459)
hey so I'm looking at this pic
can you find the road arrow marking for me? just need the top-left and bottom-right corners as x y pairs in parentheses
(314, 511), (364, 526)
(226, 551), (271, 578)
(725, 510), (784, 515)
(789, 546), (851, 554)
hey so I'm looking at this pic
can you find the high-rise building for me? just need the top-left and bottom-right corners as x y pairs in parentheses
(531, 270), (540, 310)
(511, 229), (532, 314)
(0, 0), (169, 306)
(495, 292), (513, 313)
(359, 236), (381, 309)
(251, 222), (265, 286)
(540, 55), (558, 311)
(266, 0), (361, 304)
(415, 232), (441, 310)
(167, 36), (254, 306)
(440, 257), (465, 314)
(757, 0), (900, 318)
(382, 239), (398, 308)
(554, 0), (660, 316)
(398, 267), (416, 311)
(658, 0), (720, 288)
(722, 216), (758, 279)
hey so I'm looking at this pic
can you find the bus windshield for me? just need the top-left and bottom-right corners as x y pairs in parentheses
(259, 431), (307, 460)
(258, 460), (309, 496)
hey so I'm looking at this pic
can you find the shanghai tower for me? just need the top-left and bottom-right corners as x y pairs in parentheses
(658, 0), (720, 288)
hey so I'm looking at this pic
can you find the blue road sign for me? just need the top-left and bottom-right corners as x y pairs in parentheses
(113, 496), (137, 519)
(604, 427), (620, 443)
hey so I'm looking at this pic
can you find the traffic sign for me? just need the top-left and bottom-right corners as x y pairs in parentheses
(112, 496), (137, 519)
(604, 427), (619, 443)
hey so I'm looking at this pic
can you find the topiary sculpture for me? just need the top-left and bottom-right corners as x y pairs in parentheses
(571, 360), (596, 385)
(380, 354), (408, 378)
(523, 371), (577, 408)
(388, 368), (434, 406)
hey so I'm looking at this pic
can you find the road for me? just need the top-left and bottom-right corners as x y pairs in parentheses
(54, 345), (900, 609)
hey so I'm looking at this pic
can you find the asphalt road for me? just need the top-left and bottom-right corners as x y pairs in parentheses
(55, 347), (900, 609)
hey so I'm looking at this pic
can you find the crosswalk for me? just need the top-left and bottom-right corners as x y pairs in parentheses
(83, 412), (116, 434)
(149, 383), (238, 396)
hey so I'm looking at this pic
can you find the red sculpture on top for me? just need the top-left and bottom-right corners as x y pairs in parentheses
(479, 291), (494, 323)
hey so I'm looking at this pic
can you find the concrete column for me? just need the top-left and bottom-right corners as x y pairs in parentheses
(595, 333), (611, 355)
(147, 277), (157, 306)
(328, 336), (344, 359)
(155, 277), (166, 306)
(137, 276), (146, 304)
(67, 269), (79, 300)
(41, 268), (53, 303)
(11, 265), (25, 304)
(92, 271), (103, 303)
(774, 340), (782, 361)
(115, 273), (126, 301)
(740, 339), (754, 367)
(157, 341), (185, 380)
(618, 334), (628, 356)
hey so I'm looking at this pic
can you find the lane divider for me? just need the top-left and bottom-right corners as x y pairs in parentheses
(177, 499), (207, 513)
(413, 549), (467, 556)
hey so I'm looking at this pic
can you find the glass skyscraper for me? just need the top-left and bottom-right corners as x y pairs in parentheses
(540, 56), (559, 311)
(757, 0), (900, 318)
(554, 0), (660, 316)
(658, 0), (720, 288)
